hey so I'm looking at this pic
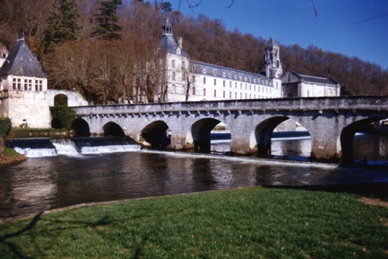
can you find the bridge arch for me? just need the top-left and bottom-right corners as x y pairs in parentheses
(191, 118), (221, 152)
(141, 120), (170, 149)
(103, 122), (125, 137)
(341, 117), (386, 164)
(72, 118), (91, 137)
(255, 116), (311, 158)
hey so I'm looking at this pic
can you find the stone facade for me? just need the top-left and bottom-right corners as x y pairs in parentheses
(159, 20), (283, 102)
(281, 70), (341, 97)
(0, 38), (87, 128)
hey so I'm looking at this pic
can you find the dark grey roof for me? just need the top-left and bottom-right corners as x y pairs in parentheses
(281, 70), (339, 85)
(0, 38), (47, 78)
(159, 20), (189, 58)
(190, 60), (272, 86)
(159, 35), (189, 58)
(266, 37), (278, 47)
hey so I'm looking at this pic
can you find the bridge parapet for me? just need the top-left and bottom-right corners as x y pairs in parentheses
(74, 96), (388, 116)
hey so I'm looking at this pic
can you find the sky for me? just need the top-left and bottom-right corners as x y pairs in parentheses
(172, 0), (388, 70)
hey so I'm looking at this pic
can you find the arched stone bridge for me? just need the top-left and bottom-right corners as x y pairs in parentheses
(72, 96), (388, 163)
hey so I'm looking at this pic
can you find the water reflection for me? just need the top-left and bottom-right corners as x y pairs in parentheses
(0, 134), (387, 220)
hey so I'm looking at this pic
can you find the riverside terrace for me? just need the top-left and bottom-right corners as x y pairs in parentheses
(72, 96), (388, 163)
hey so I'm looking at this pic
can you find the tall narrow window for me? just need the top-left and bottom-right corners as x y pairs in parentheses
(192, 87), (196, 95)
(192, 75), (196, 83)
(214, 90), (217, 97)
(17, 78), (21, 90)
(203, 77), (206, 85)
(24, 79), (28, 90)
(13, 78), (16, 90)
(214, 79), (217, 86)
(172, 60), (175, 68)
(223, 91), (225, 98)
(172, 72), (176, 81)
(223, 80), (225, 87)
(203, 88), (206, 96)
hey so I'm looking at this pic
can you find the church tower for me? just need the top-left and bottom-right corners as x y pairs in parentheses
(263, 38), (282, 79)
(158, 19), (190, 102)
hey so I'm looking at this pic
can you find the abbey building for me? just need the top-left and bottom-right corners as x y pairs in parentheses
(156, 20), (340, 102)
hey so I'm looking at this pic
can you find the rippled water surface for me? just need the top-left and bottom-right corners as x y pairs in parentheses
(1, 134), (387, 220)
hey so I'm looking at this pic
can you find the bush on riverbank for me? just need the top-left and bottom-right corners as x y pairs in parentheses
(0, 187), (387, 258)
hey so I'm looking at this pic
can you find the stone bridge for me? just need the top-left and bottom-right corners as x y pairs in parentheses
(72, 96), (388, 163)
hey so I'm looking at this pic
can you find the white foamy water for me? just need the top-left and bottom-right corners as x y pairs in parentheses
(80, 144), (141, 155)
(14, 147), (57, 158)
(52, 139), (80, 156)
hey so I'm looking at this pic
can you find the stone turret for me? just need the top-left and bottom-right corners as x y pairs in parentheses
(262, 38), (282, 79)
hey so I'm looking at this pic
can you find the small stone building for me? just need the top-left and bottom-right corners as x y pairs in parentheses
(281, 70), (341, 97)
(0, 38), (87, 128)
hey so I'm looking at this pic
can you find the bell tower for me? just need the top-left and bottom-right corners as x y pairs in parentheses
(263, 38), (282, 78)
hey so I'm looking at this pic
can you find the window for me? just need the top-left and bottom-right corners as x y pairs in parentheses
(24, 79), (28, 90)
(13, 78), (16, 90)
(240, 93), (242, 99)
(172, 60), (175, 68)
(17, 78), (21, 90)
(223, 80), (226, 87)
(229, 81), (232, 88)
(172, 72), (176, 81)
(235, 92), (237, 99)
(192, 75), (196, 83)
(203, 77), (206, 85)
(28, 80), (32, 90)
(214, 90), (217, 97)
(214, 79), (217, 86)
(192, 87), (196, 95)
(39, 80), (43, 91)
(223, 91), (225, 98)
(203, 88), (206, 96)
(235, 82), (237, 88)
(229, 92), (232, 98)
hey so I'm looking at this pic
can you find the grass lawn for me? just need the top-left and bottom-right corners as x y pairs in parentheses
(0, 187), (387, 258)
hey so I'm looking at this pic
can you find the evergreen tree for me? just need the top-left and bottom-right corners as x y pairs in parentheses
(42, 0), (80, 53)
(93, 0), (123, 41)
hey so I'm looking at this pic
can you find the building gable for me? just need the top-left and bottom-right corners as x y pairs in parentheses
(0, 38), (47, 78)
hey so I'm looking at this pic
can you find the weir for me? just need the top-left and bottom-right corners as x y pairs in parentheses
(6, 138), (141, 157)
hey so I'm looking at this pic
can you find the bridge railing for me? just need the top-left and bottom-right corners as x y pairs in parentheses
(73, 96), (388, 116)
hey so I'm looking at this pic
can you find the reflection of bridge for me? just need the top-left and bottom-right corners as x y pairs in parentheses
(72, 96), (388, 163)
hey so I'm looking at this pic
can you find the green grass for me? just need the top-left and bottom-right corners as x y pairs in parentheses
(2, 147), (20, 158)
(1, 187), (387, 258)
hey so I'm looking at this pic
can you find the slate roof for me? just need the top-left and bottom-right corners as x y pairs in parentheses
(190, 60), (272, 86)
(266, 37), (278, 47)
(159, 20), (189, 58)
(282, 70), (339, 85)
(0, 38), (47, 78)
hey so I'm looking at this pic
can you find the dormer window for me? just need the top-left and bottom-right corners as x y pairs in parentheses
(176, 48), (181, 55)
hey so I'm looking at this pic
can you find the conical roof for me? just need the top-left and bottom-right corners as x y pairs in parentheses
(266, 37), (279, 48)
(0, 38), (47, 78)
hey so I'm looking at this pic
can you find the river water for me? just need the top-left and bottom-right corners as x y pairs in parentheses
(1, 134), (387, 221)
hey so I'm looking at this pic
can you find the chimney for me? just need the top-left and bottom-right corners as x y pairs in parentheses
(177, 36), (183, 49)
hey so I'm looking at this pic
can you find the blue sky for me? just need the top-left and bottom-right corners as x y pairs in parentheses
(172, 0), (388, 69)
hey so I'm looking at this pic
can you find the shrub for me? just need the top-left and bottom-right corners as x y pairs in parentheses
(0, 117), (12, 137)
(50, 106), (76, 129)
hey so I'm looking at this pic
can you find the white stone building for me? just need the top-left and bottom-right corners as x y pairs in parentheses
(0, 38), (87, 128)
(159, 20), (283, 102)
(281, 70), (341, 97)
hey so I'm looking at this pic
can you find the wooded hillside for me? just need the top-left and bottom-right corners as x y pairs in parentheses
(0, 0), (387, 104)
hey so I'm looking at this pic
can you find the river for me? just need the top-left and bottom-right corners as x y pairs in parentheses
(1, 134), (387, 221)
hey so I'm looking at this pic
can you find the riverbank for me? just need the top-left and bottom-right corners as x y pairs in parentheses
(0, 148), (26, 167)
(1, 187), (387, 258)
